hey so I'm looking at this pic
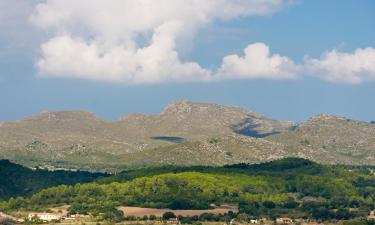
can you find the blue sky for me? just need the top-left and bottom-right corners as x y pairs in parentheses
(0, 0), (374, 122)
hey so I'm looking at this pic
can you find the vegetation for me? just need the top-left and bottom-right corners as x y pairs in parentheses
(162, 212), (176, 220)
(1, 158), (375, 222)
(0, 218), (15, 225)
(0, 160), (106, 200)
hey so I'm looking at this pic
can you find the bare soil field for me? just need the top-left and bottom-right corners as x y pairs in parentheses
(119, 205), (238, 217)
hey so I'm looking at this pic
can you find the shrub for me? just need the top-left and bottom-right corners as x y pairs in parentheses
(0, 218), (15, 225)
(263, 201), (276, 209)
(162, 212), (176, 220)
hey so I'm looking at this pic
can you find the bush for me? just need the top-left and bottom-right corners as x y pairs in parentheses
(311, 207), (332, 220)
(284, 200), (299, 209)
(239, 201), (260, 216)
(102, 208), (124, 222)
(334, 208), (353, 220)
(163, 212), (176, 220)
(0, 218), (15, 225)
(180, 217), (193, 224)
(263, 201), (276, 209)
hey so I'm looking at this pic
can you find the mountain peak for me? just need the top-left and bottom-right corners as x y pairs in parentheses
(161, 99), (194, 115)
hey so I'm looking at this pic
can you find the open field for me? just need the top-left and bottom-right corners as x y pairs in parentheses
(119, 206), (238, 217)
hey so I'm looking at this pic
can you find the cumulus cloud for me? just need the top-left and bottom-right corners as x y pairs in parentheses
(216, 43), (299, 80)
(37, 22), (211, 84)
(304, 47), (375, 84)
(31, 0), (294, 84)
(30, 0), (375, 84)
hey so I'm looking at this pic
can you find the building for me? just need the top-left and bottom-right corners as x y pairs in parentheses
(28, 213), (62, 221)
(276, 217), (293, 224)
(368, 211), (375, 221)
(167, 218), (180, 225)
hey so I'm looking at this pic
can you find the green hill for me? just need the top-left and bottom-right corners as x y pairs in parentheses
(0, 160), (106, 200)
(2, 158), (375, 221)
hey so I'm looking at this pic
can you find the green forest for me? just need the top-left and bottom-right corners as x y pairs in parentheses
(1, 158), (375, 222)
(0, 160), (106, 200)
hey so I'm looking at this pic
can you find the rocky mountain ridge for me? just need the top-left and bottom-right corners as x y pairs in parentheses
(0, 100), (374, 171)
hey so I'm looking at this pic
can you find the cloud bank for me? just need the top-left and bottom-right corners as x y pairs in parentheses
(31, 0), (375, 84)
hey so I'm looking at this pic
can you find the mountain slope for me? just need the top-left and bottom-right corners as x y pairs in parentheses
(124, 135), (287, 167)
(0, 100), (294, 170)
(1, 101), (375, 170)
(268, 114), (375, 165)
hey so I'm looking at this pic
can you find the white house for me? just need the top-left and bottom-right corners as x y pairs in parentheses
(28, 213), (61, 221)
(276, 217), (293, 224)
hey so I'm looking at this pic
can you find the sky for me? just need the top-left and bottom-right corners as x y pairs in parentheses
(0, 0), (374, 122)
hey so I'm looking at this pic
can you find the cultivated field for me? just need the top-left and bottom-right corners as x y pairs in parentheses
(119, 205), (238, 217)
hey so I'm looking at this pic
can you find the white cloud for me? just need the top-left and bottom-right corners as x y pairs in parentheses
(31, 0), (292, 84)
(37, 22), (211, 84)
(216, 43), (299, 80)
(304, 47), (375, 84)
(30, 0), (375, 85)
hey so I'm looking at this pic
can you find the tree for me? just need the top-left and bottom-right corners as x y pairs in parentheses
(180, 217), (193, 224)
(284, 200), (299, 209)
(169, 198), (193, 209)
(163, 212), (176, 220)
(263, 201), (276, 209)
(102, 208), (124, 222)
(239, 201), (260, 217)
(335, 208), (352, 220)
(311, 207), (332, 220)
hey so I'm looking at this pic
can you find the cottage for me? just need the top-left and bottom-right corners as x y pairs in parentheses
(368, 211), (375, 221)
(167, 218), (180, 225)
(28, 213), (61, 221)
(276, 217), (293, 224)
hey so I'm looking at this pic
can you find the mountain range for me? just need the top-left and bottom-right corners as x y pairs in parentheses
(0, 100), (374, 171)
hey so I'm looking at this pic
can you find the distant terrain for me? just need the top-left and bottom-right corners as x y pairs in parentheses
(0, 100), (374, 171)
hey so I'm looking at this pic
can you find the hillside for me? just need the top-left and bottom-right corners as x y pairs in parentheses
(1, 100), (375, 170)
(0, 100), (294, 170)
(269, 115), (375, 165)
(0, 160), (105, 200)
(1, 158), (375, 222)
(126, 135), (287, 167)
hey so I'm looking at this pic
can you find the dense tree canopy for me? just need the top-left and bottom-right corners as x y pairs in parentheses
(0, 160), (106, 200)
(1, 158), (375, 221)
